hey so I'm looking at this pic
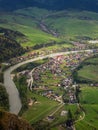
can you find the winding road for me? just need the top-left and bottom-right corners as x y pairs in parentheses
(4, 50), (93, 115)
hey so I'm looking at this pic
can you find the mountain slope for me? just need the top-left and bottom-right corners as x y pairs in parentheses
(0, 32), (25, 62)
(1, 7), (98, 47)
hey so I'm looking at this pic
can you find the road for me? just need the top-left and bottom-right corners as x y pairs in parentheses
(4, 50), (93, 115)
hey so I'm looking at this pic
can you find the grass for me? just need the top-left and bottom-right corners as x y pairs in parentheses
(76, 56), (98, 82)
(0, 22), (59, 47)
(45, 10), (98, 40)
(84, 57), (98, 64)
(0, 9), (60, 47)
(78, 65), (98, 82)
(22, 91), (58, 124)
(46, 17), (98, 39)
(75, 86), (98, 130)
(79, 86), (98, 104)
(73, 56), (98, 129)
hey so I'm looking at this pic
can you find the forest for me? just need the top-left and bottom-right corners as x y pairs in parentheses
(0, 27), (27, 62)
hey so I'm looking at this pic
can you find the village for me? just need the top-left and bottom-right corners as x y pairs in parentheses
(15, 50), (94, 106)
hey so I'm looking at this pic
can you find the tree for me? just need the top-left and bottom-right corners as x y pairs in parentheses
(66, 109), (73, 127)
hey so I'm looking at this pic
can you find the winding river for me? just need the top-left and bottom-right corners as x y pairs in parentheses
(4, 50), (93, 115)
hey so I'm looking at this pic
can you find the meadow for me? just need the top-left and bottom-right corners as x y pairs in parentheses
(78, 65), (98, 82)
(73, 56), (98, 129)
(76, 56), (98, 82)
(0, 8), (60, 47)
(75, 86), (98, 130)
(44, 10), (98, 40)
(22, 91), (59, 123)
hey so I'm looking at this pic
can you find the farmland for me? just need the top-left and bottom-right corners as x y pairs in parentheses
(74, 56), (98, 83)
(76, 86), (98, 130)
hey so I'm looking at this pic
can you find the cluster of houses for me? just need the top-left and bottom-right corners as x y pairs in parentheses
(15, 50), (93, 104)
(41, 90), (63, 103)
(29, 51), (93, 103)
(64, 51), (92, 70)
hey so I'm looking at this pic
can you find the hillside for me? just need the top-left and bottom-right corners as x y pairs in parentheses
(1, 8), (98, 42)
(0, 34), (25, 62)
(1, 7), (98, 58)
(0, 8), (60, 47)
(1, 8), (98, 45)
(44, 10), (98, 40)
(0, 110), (34, 130)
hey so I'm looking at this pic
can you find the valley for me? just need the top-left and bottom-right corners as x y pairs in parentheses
(0, 6), (98, 130)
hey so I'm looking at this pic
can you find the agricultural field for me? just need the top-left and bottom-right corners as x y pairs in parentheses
(73, 56), (98, 129)
(75, 56), (98, 83)
(77, 65), (98, 82)
(22, 91), (59, 123)
(75, 85), (98, 130)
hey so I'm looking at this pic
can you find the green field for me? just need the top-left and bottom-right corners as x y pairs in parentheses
(84, 57), (98, 64)
(44, 10), (98, 40)
(72, 55), (98, 129)
(0, 22), (59, 47)
(76, 56), (98, 82)
(75, 86), (98, 130)
(22, 91), (59, 123)
(78, 65), (98, 82)
(0, 8), (60, 47)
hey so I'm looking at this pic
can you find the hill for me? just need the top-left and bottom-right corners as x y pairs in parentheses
(1, 7), (98, 50)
